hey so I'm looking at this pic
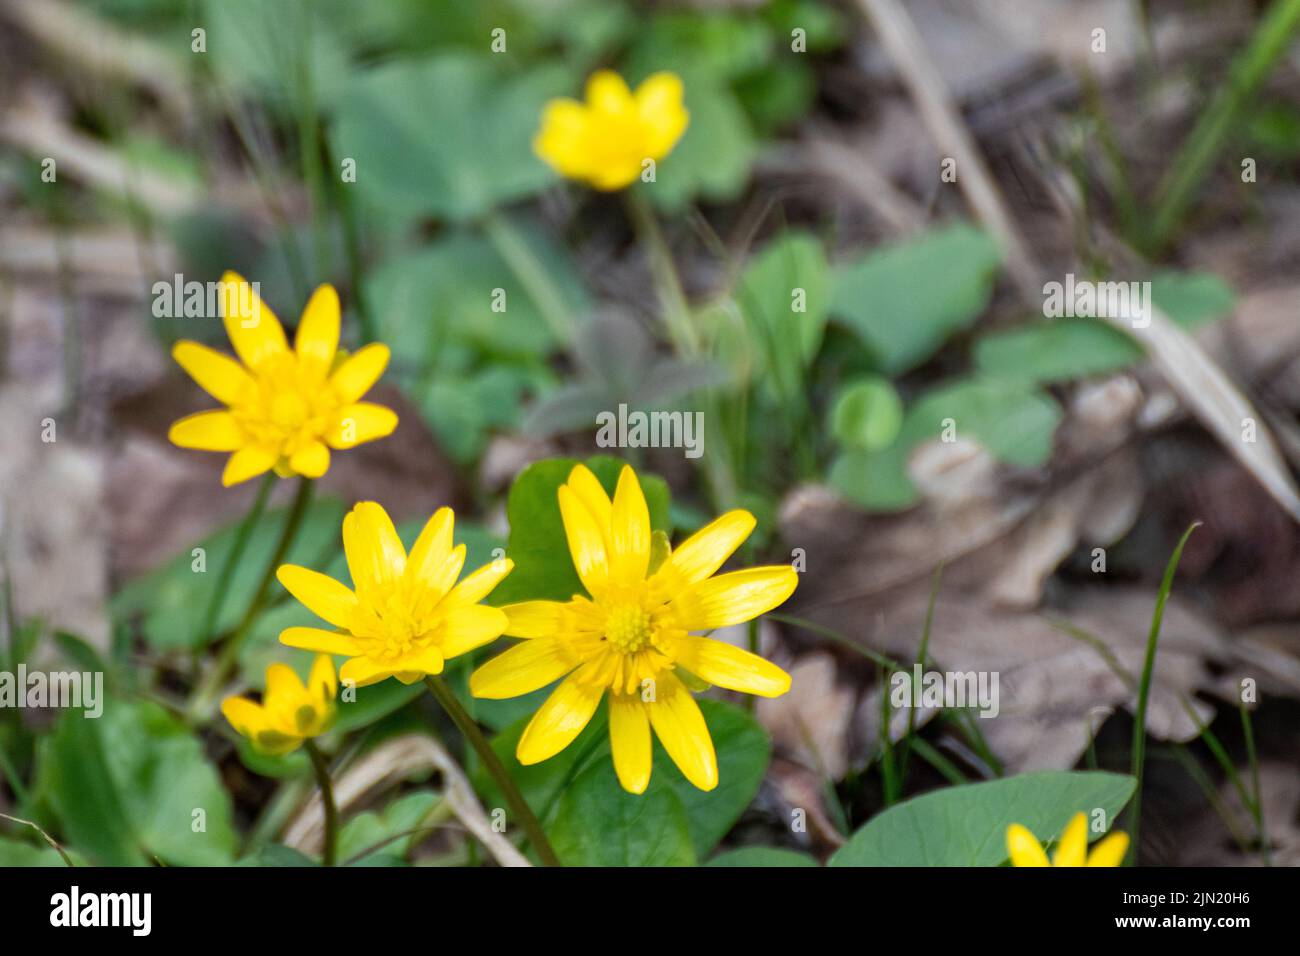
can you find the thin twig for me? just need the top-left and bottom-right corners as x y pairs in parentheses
(0, 812), (74, 867)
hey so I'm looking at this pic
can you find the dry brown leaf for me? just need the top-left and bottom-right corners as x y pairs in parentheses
(820, 588), (1226, 774)
(757, 652), (856, 781)
(1179, 762), (1300, 867)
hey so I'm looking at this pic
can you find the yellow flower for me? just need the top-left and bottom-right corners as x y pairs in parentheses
(168, 272), (398, 486)
(276, 502), (514, 687)
(470, 464), (797, 794)
(221, 654), (337, 756)
(1006, 812), (1130, 867)
(534, 70), (689, 191)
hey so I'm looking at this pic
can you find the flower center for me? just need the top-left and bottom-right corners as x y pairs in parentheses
(352, 588), (433, 661)
(232, 354), (342, 452)
(605, 604), (651, 652)
(269, 391), (308, 428)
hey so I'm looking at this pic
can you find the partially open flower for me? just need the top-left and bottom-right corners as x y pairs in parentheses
(534, 71), (689, 191)
(168, 272), (397, 486)
(221, 655), (337, 756)
(471, 464), (796, 794)
(1006, 812), (1129, 867)
(277, 502), (514, 687)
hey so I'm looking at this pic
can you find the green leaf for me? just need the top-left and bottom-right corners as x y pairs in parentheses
(828, 443), (918, 512)
(626, 12), (773, 83)
(490, 456), (672, 604)
(903, 377), (1061, 467)
(237, 844), (318, 867)
(0, 835), (81, 867)
(973, 271), (1235, 386)
(339, 790), (441, 866)
(831, 225), (1003, 374)
(828, 771), (1137, 867)
(35, 698), (237, 866)
(548, 759), (696, 866)
(201, 0), (354, 107)
(478, 708), (609, 822)
(1150, 270), (1235, 329)
(829, 377), (1061, 511)
(708, 846), (819, 867)
(365, 230), (586, 366)
(112, 499), (347, 651)
(708, 232), (829, 398)
(332, 54), (572, 221)
(419, 365), (554, 465)
(973, 318), (1142, 386)
(829, 376), (904, 450)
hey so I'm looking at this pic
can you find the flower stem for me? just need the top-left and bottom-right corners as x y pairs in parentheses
(482, 209), (575, 345)
(303, 739), (337, 867)
(190, 477), (315, 720)
(624, 189), (699, 356)
(423, 675), (560, 867)
(194, 473), (273, 651)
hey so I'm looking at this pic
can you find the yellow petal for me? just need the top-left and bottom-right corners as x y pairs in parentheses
(219, 271), (287, 369)
(1052, 812), (1090, 867)
(1006, 824), (1050, 867)
(646, 671), (716, 791)
(265, 662), (306, 705)
(565, 464), (612, 544)
(444, 558), (514, 608)
(470, 637), (578, 699)
(343, 502), (406, 596)
(394, 645), (444, 678)
(635, 71), (689, 157)
(658, 509), (755, 590)
(168, 410), (244, 451)
(589, 159), (643, 192)
(609, 694), (651, 794)
(501, 601), (566, 639)
(339, 655), (395, 688)
(289, 439), (331, 478)
(586, 70), (633, 113)
(330, 343), (390, 404)
(405, 507), (457, 595)
(308, 653), (337, 702)
(1086, 831), (1130, 867)
(280, 626), (360, 656)
(276, 565), (358, 630)
(671, 635), (790, 698)
(326, 402), (398, 449)
(609, 466), (651, 587)
(534, 99), (592, 179)
(670, 566), (798, 632)
(558, 483), (609, 597)
(222, 444), (279, 486)
(295, 284), (340, 379)
(220, 696), (268, 739)
(516, 664), (604, 765)
(172, 340), (254, 405)
(439, 604), (508, 659)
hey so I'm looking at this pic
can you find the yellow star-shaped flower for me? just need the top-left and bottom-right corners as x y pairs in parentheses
(168, 272), (397, 486)
(221, 654), (337, 756)
(534, 71), (689, 191)
(276, 502), (514, 687)
(471, 464), (797, 794)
